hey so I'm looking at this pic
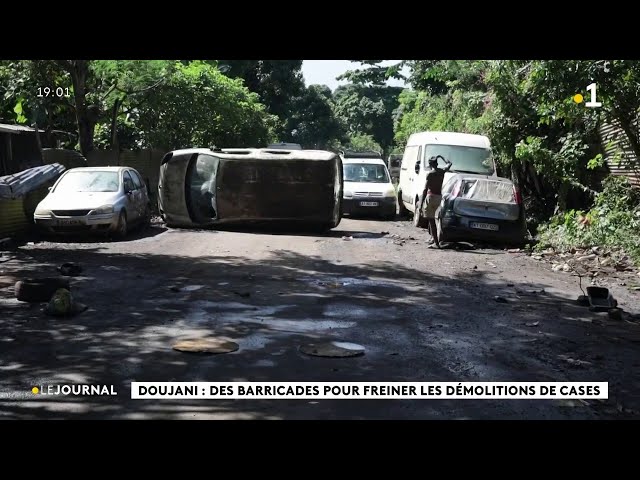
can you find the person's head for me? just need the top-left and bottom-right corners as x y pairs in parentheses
(428, 156), (439, 169)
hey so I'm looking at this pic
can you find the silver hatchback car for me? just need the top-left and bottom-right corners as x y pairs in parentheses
(34, 166), (151, 237)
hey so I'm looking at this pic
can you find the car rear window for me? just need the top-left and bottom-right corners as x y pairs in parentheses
(460, 179), (515, 203)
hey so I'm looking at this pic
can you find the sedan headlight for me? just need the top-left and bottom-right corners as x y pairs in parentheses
(384, 187), (397, 198)
(344, 191), (353, 198)
(91, 205), (114, 215)
(34, 207), (51, 216)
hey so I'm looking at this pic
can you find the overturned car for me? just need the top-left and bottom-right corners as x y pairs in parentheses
(158, 148), (343, 230)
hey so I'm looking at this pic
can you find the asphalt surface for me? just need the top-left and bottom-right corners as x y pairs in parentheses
(1, 216), (640, 419)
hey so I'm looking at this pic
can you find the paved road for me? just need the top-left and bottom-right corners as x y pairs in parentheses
(1, 217), (639, 419)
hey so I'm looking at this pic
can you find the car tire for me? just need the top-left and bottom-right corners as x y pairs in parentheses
(396, 191), (409, 217)
(15, 277), (71, 303)
(115, 211), (128, 239)
(436, 217), (449, 243)
(413, 198), (428, 228)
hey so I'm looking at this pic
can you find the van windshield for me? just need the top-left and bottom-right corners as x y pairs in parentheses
(344, 163), (390, 183)
(424, 145), (494, 175)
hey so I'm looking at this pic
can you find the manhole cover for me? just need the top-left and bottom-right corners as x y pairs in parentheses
(300, 341), (365, 358)
(172, 338), (239, 354)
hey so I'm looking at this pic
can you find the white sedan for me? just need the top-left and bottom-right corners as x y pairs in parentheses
(34, 166), (151, 237)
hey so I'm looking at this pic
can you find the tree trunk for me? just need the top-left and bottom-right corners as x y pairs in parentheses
(111, 98), (121, 152)
(64, 60), (94, 157)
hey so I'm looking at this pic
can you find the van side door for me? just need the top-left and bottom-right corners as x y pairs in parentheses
(400, 145), (420, 204)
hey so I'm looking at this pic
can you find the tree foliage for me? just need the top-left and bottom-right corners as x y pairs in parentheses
(334, 83), (402, 156)
(132, 62), (276, 149)
(282, 84), (346, 149)
(395, 60), (640, 220)
(337, 60), (405, 86)
(220, 60), (305, 138)
(343, 133), (382, 153)
(0, 60), (277, 154)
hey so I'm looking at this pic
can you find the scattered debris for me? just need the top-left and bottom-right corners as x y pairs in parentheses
(486, 261), (497, 268)
(562, 264), (572, 272)
(576, 295), (590, 307)
(494, 296), (508, 303)
(563, 358), (592, 368)
(58, 263), (82, 276)
(586, 286), (617, 312)
(300, 341), (365, 358)
(44, 288), (87, 317)
(507, 248), (521, 253)
(608, 308), (623, 321)
(173, 338), (239, 354)
(525, 321), (540, 327)
(473, 265), (478, 270)
(577, 254), (597, 262)
(532, 255), (543, 260)
(342, 236), (353, 241)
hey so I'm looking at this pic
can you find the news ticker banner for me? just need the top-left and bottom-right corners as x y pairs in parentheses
(131, 382), (607, 400)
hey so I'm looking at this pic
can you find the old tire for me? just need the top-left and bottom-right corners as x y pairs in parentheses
(15, 277), (71, 303)
(413, 198), (428, 228)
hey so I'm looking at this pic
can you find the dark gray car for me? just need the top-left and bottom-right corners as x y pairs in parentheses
(436, 173), (527, 245)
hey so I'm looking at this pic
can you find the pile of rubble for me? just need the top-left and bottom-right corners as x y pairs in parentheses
(529, 246), (640, 289)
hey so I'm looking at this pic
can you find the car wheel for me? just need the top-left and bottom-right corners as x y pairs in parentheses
(115, 211), (128, 238)
(436, 217), (449, 243)
(413, 198), (428, 228)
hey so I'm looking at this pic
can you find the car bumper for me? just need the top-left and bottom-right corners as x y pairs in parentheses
(440, 213), (526, 244)
(34, 212), (120, 232)
(342, 196), (396, 216)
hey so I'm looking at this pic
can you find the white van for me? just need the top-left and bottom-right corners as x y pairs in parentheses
(397, 131), (495, 224)
(341, 152), (397, 219)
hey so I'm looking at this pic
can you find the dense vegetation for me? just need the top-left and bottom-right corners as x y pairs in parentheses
(1, 59), (638, 263)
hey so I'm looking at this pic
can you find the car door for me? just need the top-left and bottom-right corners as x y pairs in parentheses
(400, 145), (419, 207)
(122, 171), (140, 223)
(130, 170), (148, 217)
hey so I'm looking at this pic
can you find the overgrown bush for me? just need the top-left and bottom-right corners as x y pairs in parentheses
(537, 176), (640, 264)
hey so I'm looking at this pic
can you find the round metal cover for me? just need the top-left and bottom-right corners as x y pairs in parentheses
(300, 341), (365, 358)
(173, 338), (239, 354)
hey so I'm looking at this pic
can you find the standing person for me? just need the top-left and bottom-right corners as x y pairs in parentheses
(422, 155), (452, 247)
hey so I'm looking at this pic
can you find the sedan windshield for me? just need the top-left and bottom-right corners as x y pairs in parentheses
(424, 145), (494, 175)
(344, 164), (390, 183)
(54, 171), (120, 193)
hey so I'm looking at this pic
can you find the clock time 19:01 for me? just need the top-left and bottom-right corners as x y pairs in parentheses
(37, 87), (71, 98)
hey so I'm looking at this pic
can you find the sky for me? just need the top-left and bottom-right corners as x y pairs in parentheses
(301, 60), (407, 90)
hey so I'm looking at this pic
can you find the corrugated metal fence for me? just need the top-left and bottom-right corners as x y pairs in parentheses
(599, 120), (640, 188)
